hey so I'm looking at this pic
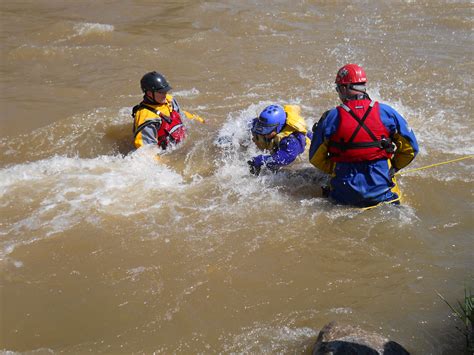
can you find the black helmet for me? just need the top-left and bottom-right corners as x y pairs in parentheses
(140, 71), (172, 93)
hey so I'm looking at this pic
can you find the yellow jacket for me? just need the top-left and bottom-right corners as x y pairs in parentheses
(132, 94), (181, 149)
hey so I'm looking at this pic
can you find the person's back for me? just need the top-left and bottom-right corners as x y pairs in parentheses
(309, 64), (418, 207)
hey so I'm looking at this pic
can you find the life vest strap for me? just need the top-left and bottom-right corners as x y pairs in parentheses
(328, 137), (393, 151)
(163, 123), (185, 143)
(168, 123), (184, 136)
(132, 102), (176, 137)
(133, 118), (162, 137)
(132, 103), (159, 117)
(330, 100), (394, 153)
(341, 100), (378, 143)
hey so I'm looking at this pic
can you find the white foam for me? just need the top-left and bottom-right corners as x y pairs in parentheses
(0, 148), (186, 257)
(173, 88), (200, 97)
(213, 103), (287, 197)
(223, 323), (318, 353)
(1, 349), (54, 355)
(73, 22), (114, 36)
(330, 307), (353, 314)
(125, 266), (155, 282)
(211, 103), (331, 221)
(367, 85), (474, 180)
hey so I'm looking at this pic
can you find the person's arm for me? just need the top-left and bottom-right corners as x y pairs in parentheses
(308, 109), (337, 174)
(249, 133), (305, 173)
(134, 110), (162, 148)
(267, 133), (306, 169)
(379, 103), (419, 170)
(135, 125), (159, 148)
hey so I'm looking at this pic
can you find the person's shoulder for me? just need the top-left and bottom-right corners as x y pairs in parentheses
(312, 107), (338, 131)
(135, 103), (160, 119)
(279, 133), (303, 148)
(132, 103), (141, 115)
(325, 107), (339, 119)
(286, 131), (305, 140)
(133, 102), (147, 115)
(377, 102), (399, 115)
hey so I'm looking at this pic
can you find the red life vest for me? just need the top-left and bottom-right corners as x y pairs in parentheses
(132, 102), (186, 149)
(156, 110), (186, 149)
(328, 100), (394, 163)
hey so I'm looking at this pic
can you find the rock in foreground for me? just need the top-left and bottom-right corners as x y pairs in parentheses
(312, 322), (409, 355)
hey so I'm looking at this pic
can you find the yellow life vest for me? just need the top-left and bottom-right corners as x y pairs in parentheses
(253, 105), (309, 151)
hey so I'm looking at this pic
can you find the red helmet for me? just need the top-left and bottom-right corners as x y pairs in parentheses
(335, 64), (367, 85)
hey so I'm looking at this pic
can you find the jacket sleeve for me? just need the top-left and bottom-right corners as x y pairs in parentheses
(133, 109), (161, 149)
(135, 125), (158, 148)
(252, 133), (305, 170)
(309, 109), (337, 174)
(379, 103), (419, 170)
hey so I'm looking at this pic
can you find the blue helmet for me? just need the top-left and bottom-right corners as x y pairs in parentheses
(252, 105), (286, 135)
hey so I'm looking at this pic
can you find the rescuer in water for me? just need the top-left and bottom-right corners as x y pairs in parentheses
(309, 64), (418, 207)
(248, 104), (311, 175)
(132, 71), (186, 150)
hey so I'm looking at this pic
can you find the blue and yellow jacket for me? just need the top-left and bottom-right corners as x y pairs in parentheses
(309, 101), (418, 206)
(251, 105), (311, 171)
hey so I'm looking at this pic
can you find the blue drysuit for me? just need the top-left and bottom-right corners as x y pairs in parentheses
(309, 101), (418, 207)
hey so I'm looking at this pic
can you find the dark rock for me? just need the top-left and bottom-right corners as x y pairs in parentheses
(312, 322), (409, 355)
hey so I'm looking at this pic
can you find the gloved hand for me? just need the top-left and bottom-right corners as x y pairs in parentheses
(247, 159), (261, 176)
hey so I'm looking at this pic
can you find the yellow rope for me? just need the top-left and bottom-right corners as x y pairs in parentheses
(396, 155), (473, 176)
(356, 155), (472, 211)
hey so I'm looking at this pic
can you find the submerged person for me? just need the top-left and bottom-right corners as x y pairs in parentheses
(309, 64), (418, 207)
(248, 104), (311, 175)
(132, 71), (186, 150)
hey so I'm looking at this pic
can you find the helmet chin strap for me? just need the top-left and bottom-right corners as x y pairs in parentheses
(143, 92), (158, 105)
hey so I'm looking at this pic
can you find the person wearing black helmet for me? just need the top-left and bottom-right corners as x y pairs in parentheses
(132, 71), (186, 150)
